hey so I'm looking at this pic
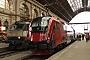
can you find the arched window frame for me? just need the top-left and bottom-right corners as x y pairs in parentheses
(41, 13), (45, 17)
(3, 19), (9, 29)
(19, 2), (29, 20)
(0, 0), (9, 10)
(3, 19), (8, 26)
(32, 9), (38, 19)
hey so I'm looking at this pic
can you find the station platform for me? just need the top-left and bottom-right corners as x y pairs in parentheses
(0, 43), (9, 48)
(47, 39), (90, 60)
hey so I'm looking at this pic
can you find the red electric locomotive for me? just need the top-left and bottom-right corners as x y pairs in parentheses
(27, 16), (67, 55)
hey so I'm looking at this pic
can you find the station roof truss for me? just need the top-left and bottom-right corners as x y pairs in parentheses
(35, 0), (90, 23)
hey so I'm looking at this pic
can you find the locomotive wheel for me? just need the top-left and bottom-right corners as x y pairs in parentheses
(9, 43), (15, 50)
(54, 44), (61, 52)
(63, 42), (67, 48)
(22, 41), (30, 50)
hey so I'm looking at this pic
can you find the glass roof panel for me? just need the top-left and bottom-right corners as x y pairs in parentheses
(67, 0), (83, 12)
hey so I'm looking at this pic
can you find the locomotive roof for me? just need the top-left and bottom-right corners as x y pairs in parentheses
(33, 16), (51, 20)
(16, 21), (30, 24)
(32, 16), (51, 22)
(10, 21), (30, 25)
(33, 16), (64, 24)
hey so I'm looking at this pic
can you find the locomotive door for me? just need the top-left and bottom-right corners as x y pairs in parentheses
(52, 22), (60, 41)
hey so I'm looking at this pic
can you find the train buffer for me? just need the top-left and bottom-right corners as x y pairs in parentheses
(46, 40), (90, 60)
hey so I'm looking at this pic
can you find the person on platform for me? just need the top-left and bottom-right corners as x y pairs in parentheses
(82, 34), (84, 40)
(85, 33), (89, 42)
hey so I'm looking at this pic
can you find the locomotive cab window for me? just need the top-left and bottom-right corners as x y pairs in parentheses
(15, 24), (24, 30)
(9, 25), (16, 30)
(8, 23), (28, 31)
(31, 17), (50, 32)
(23, 24), (29, 31)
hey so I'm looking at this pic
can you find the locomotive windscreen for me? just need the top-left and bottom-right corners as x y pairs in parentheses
(31, 17), (50, 32)
(8, 22), (29, 31)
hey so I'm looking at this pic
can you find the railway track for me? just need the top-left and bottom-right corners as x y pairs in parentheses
(16, 41), (76, 60)
(17, 54), (50, 60)
(0, 41), (76, 60)
(0, 47), (9, 53)
(0, 50), (22, 59)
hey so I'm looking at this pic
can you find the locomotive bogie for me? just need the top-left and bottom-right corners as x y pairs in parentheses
(29, 40), (56, 50)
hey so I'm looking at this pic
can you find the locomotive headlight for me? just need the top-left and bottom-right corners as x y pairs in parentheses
(47, 37), (50, 40)
(47, 40), (50, 43)
(18, 36), (21, 39)
(46, 34), (52, 43)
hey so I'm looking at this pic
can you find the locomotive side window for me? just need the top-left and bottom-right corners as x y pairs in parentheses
(53, 22), (60, 30)
(53, 23), (57, 30)
(56, 22), (61, 28)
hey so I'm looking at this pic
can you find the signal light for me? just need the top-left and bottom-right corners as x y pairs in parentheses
(46, 34), (52, 43)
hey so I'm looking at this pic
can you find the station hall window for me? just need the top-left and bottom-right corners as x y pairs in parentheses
(19, 2), (29, 20)
(20, 3), (27, 16)
(32, 9), (38, 19)
(0, 0), (9, 10)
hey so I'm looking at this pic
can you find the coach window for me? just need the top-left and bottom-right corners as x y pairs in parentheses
(0, 0), (9, 10)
